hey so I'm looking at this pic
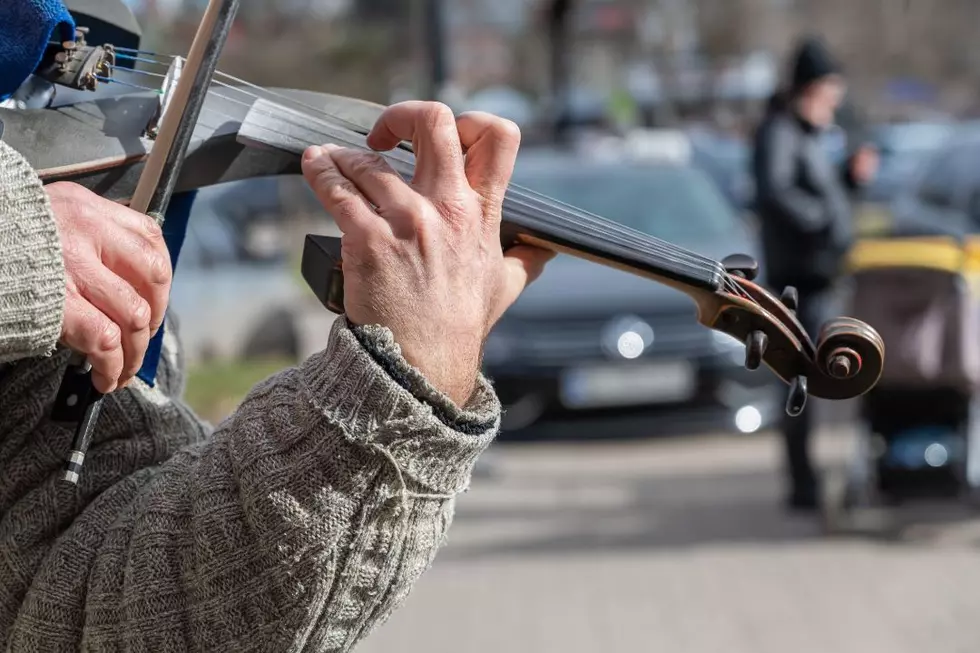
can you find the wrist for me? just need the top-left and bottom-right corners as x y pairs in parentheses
(400, 343), (481, 407)
(347, 320), (490, 428)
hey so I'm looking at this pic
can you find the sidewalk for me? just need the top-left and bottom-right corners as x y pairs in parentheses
(358, 428), (980, 653)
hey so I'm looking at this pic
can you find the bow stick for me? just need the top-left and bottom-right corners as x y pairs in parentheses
(51, 0), (241, 485)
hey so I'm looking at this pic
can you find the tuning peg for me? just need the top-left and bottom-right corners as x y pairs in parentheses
(785, 375), (808, 417)
(744, 330), (768, 370)
(721, 253), (759, 281)
(779, 285), (798, 312)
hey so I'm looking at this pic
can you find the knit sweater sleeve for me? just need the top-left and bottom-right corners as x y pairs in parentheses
(0, 138), (501, 652)
(0, 141), (65, 363)
(3, 309), (500, 653)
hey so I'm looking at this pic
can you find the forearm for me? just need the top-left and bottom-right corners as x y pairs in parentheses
(5, 318), (499, 651)
(0, 141), (64, 364)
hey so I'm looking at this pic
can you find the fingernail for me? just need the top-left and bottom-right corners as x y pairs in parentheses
(304, 145), (324, 161)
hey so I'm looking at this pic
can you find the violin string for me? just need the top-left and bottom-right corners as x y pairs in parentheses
(113, 73), (738, 293)
(108, 53), (720, 274)
(112, 52), (168, 66)
(205, 71), (722, 271)
(207, 83), (724, 280)
(103, 53), (732, 284)
(121, 91), (743, 295)
(114, 67), (168, 80)
(176, 96), (739, 292)
(93, 75), (161, 93)
(109, 53), (720, 275)
(196, 87), (714, 275)
(201, 92), (737, 288)
(194, 88), (709, 278)
(104, 51), (749, 295)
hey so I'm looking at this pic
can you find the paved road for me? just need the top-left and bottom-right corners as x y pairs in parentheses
(358, 426), (980, 653)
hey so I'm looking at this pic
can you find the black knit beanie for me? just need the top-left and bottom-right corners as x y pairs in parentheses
(790, 36), (841, 94)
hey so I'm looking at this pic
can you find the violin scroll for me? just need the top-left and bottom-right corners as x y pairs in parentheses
(813, 317), (884, 389)
(703, 275), (884, 404)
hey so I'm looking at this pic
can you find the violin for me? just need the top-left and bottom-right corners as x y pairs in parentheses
(0, 0), (884, 483)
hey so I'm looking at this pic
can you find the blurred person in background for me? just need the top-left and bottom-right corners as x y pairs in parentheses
(0, 3), (553, 645)
(751, 35), (877, 512)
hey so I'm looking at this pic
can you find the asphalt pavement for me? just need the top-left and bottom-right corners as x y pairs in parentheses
(357, 424), (980, 653)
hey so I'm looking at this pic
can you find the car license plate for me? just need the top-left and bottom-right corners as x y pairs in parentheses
(559, 360), (696, 409)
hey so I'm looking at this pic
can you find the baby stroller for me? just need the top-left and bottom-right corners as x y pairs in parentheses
(823, 233), (980, 532)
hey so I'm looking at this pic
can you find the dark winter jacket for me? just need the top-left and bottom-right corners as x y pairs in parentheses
(751, 98), (858, 291)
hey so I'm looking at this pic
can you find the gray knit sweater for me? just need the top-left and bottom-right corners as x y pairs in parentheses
(0, 141), (501, 652)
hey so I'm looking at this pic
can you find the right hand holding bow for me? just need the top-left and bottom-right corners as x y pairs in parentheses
(47, 182), (172, 394)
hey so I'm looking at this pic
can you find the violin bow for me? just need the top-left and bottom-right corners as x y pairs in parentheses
(51, 0), (241, 485)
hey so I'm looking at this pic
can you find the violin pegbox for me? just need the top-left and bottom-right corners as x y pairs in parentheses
(708, 273), (884, 406)
(721, 253), (759, 281)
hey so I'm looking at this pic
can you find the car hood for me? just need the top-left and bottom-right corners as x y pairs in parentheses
(503, 235), (760, 321)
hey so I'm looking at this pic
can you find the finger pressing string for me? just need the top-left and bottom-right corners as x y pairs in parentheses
(367, 101), (466, 196)
(455, 111), (521, 217)
(301, 145), (387, 234)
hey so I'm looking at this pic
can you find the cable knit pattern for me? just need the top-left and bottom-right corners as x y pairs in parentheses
(0, 141), (501, 652)
(0, 142), (65, 363)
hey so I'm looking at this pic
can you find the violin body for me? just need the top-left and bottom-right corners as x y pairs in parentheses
(0, 84), (885, 415)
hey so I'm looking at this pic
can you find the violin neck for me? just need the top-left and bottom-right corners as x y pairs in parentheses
(498, 193), (724, 293)
(236, 97), (725, 293)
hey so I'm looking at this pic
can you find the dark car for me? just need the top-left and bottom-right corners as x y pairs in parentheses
(866, 122), (956, 201)
(851, 121), (958, 237)
(687, 128), (754, 212)
(485, 150), (782, 439)
(886, 127), (980, 237)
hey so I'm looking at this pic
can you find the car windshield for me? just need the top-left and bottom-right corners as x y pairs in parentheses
(511, 163), (739, 243)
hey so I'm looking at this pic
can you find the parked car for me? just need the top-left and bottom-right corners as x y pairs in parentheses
(886, 127), (980, 238)
(687, 127), (754, 212)
(485, 147), (782, 439)
(852, 121), (958, 237)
